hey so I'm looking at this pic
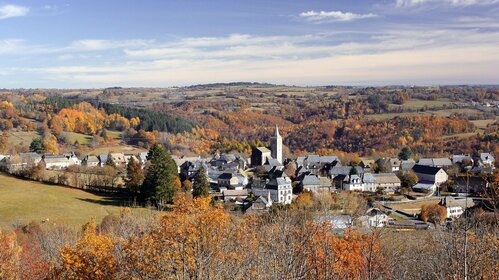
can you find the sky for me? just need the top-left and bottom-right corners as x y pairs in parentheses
(1, 0), (499, 88)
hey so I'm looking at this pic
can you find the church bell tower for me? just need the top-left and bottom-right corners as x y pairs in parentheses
(270, 125), (283, 164)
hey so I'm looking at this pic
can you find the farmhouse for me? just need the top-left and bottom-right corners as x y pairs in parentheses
(300, 175), (331, 192)
(109, 153), (127, 166)
(42, 155), (71, 170)
(412, 164), (448, 185)
(417, 158), (453, 168)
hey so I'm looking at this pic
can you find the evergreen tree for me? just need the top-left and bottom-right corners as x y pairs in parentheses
(141, 144), (179, 204)
(101, 129), (109, 142)
(125, 158), (144, 194)
(192, 166), (210, 198)
(349, 166), (358, 175)
(398, 147), (412, 160)
(29, 137), (45, 153)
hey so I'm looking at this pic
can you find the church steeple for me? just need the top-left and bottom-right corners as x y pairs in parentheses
(271, 125), (283, 164)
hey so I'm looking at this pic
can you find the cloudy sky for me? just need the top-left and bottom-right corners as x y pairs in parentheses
(1, 0), (499, 88)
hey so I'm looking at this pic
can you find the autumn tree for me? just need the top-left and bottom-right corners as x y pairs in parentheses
(399, 170), (418, 189)
(181, 179), (193, 192)
(59, 221), (117, 279)
(42, 133), (59, 154)
(0, 230), (21, 279)
(420, 204), (446, 224)
(125, 157), (144, 194)
(141, 144), (179, 204)
(192, 166), (209, 198)
(0, 131), (8, 153)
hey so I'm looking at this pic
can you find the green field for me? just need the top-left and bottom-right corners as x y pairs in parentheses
(0, 173), (138, 229)
(87, 145), (147, 155)
(7, 131), (40, 146)
(389, 99), (450, 110)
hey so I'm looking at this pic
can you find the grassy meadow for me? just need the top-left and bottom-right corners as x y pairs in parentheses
(0, 173), (144, 229)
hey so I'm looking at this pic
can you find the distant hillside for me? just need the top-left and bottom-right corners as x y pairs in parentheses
(45, 96), (195, 134)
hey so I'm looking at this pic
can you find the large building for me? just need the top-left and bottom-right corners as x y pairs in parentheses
(251, 125), (283, 166)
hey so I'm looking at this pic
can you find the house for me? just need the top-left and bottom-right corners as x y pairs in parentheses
(42, 155), (71, 170)
(344, 173), (401, 193)
(222, 189), (249, 202)
(359, 208), (389, 228)
(376, 158), (400, 172)
(359, 159), (375, 172)
(480, 153), (495, 167)
(217, 173), (241, 190)
(82, 155), (100, 167)
(343, 174), (364, 191)
(251, 147), (272, 166)
(438, 197), (474, 219)
(245, 192), (273, 213)
(452, 154), (474, 166)
(412, 164), (448, 186)
(297, 154), (341, 175)
(329, 166), (363, 178)
(417, 158), (453, 168)
(300, 175), (331, 192)
(0, 155), (10, 170)
(412, 182), (437, 192)
(97, 154), (108, 167)
(371, 173), (401, 193)
(252, 176), (292, 204)
(453, 176), (489, 193)
(109, 153), (127, 166)
(60, 152), (81, 166)
(263, 158), (284, 172)
(137, 152), (148, 165)
(400, 159), (416, 171)
(315, 215), (352, 234)
(2, 153), (42, 173)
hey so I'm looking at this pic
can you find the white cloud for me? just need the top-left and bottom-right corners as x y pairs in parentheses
(0, 4), (29, 19)
(11, 25), (497, 87)
(299, 10), (378, 22)
(396, 0), (499, 7)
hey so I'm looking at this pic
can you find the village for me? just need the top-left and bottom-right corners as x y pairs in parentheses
(0, 125), (495, 232)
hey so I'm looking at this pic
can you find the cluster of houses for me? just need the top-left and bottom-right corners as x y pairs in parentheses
(0, 125), (495, 217)
(0, 151), (149, 173)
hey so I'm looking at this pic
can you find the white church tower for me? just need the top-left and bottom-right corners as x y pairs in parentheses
(270, 125), (283, 164)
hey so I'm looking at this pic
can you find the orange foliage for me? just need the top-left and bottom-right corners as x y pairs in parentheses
(0, 230), (21, 279)
(59, 221), (117, 279)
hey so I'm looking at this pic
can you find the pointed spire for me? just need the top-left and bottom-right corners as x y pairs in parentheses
(274, 124), (280, 137)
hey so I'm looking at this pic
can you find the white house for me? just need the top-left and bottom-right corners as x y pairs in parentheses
(343, 174), (364, 191)
(480, 153), (495, 167)
(42, 155), (71, 170)
(252, 176), (292, 204)
(359, 208), (390, 228)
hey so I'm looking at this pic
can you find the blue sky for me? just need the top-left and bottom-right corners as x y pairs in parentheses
(1, 0), (499, 88)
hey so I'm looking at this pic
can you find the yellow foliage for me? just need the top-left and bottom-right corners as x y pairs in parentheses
(59, 221), (117, 279)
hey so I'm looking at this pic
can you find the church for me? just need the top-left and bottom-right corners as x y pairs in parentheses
(250, 125), (283, 166)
